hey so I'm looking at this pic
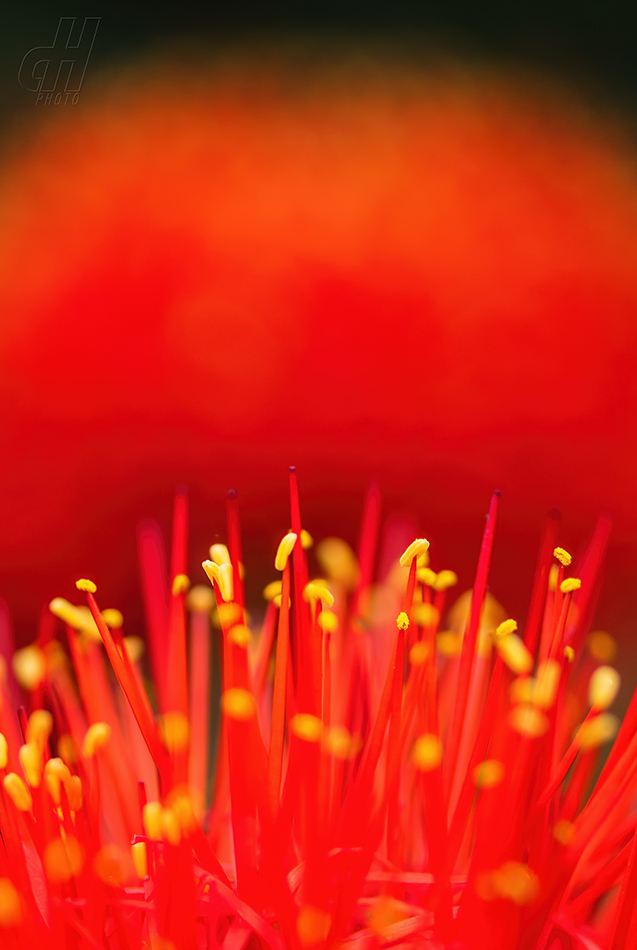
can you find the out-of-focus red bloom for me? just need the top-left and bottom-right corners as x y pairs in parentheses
(1, 53), (637, 631)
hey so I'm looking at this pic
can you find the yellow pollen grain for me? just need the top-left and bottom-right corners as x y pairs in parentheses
(589, 666), (621, 710)
(19, 743), (42, 788)
(300, 529), (313, 549)
(564, 645), (575, 662)
(160, 712), (190, 752)
(102, 608), (124, 628)
(324, 725), (352, 759)
(510, 676), (535, 705)
(3, 773), (32, 811)
(472, 759), (505, 788)
(548, 564), (560, 592)
(27, 709), (53, 748)
(216, 602), (243, 628)
(587, 631), (617, 663)
(171, 794), (197, 834)
(49, 597), (86, 629)
(533, 660), (561, 709)
(12, 645), (46, 691)
(209, 543), (230, 565)
(217, 563), (234, 603)
(316, 538), (359, 590)
(0, 734), (7, 770)
(201, 560), (219, 586)
(275, 532), (298, 571)
(399, 538), (430, 568)
(131, 841), (148, 879)
(171, 574), (190, 596)
(303, 581), (335, 607)
(417, 567), (437, 587)
(437, 631), (462, 657)
(409, 641), (430, 666)
(553, 819), (576, 846)
(93, 845), (131, 887)
(412, 734), (443, 771)
(434, 570), (459, 592)
(317, 610), (338, 633)
(0, 877), (22, 928)
(553, 547), (572, 567)
(66, 775), (83, 812)
(228, 624), (250, 648)
(297, 906), (331, 947)
(186, 585), (216, 613)
(43, 836), (84, 883)
(495, 618), (518, 640)
(143, 802), (163, 840)
(560, 578), (582, 594)
(75, 579), (97, 593)
(161, 807), (182, 846)
(291, 714), (323, 743)
(44, 758), (71, 806)
(578, 712), (619, 749)
(123, 636), (145, 663)
(411, 602), (439, 628)
(491, 861), (540, 905)
(396, 612), (410, 631)
(497, 633), (533, 675)
(263, 580), (282, 602)
(510, 704), (549, 738)
(221, 688), (256, 721)
(82, 722), (112, 758)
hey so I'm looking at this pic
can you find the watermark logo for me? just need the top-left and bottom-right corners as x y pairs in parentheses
(18, 17), (100, 105)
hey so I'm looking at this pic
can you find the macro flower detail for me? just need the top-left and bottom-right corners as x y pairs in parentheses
(0, 473), (635, 949)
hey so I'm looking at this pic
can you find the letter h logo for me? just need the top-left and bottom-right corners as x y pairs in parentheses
(18, 18), (100, 103)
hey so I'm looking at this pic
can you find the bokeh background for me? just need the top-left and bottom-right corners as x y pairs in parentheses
(1, 3), (637, 667)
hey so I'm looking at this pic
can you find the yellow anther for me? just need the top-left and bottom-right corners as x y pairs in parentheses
(300, 529), (314, 549)
(548, 563), (560, 592)
(27, 709), (53, 749)
(49, 597), (86, 629)
(221, 688), (256, 721)
(44, 759), (71, 806)
(75, 579), (97, 593)
(43, 836), (84, 883)
(217, 563), (234, 602)
(587, 631), (617, 663)
(579, 713), (619, 749)
(511, 676), (536, 705)
(303, 582), (335, 607)
(58, 734), (78, 766)
(553, 547), (572, 567)
(12, 645), (46, 691)
(553, 819), (576, 846)
(417, 568), (437, 587)
(510, 705), (549, 738)
(533, 660), (561, 709)
(82, 722), (111, 758)
(497, 634), (533, 675)
(131, 841), (148, 879)
(399, 538), (430, 568)
(160, 712), (190, 752)
(495, 618), (518, 640)
(491, 861), (540, 905)
(172, 574), (190, 596)
(0, 877), (22, 928)
(0, 734), (7, 770)
(411, 603), (439, 628)
(161, 807), (182, 846)
(560, 578), (582, 594)
(472, 759), (505, 788)
(216, 602), (243, 628)
(315, 538), (359, 590)
(589, 666), (621, 709)
(564, 645), (575, 662)
(66, 775), (83, 812)
(412, 734), (443, 771)
(409, 641), (430, 666)
(202, 559), (219, 586)
(3, 773), (32, 811)
(436, 631), (462, 657)
(228, 624), (250, 648)
(143, 801), (163, 840)
(93, 845), (131, 887)
(324, 725), (352, 759)
(209, 543), (231, 565)
(275, 532), (298, 571)
(297, 906), (331, 947)
(317, 610), (338, 633)
(102, 608), (124, 628)
(263, 580), (282, 602)
(123, 636), (145, 663)
(291, 714), (322, 743)
(396, 612), (410, 631)
(19, 743), (42, 788)
(186, 585), (216, 613)
(171, 794), (197, 834)
(433, 570), (459, 592)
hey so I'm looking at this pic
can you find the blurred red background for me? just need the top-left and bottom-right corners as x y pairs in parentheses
(1, 52), (636, 645)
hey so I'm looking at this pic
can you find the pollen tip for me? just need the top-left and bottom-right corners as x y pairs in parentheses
(76, 579), (97, 593)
